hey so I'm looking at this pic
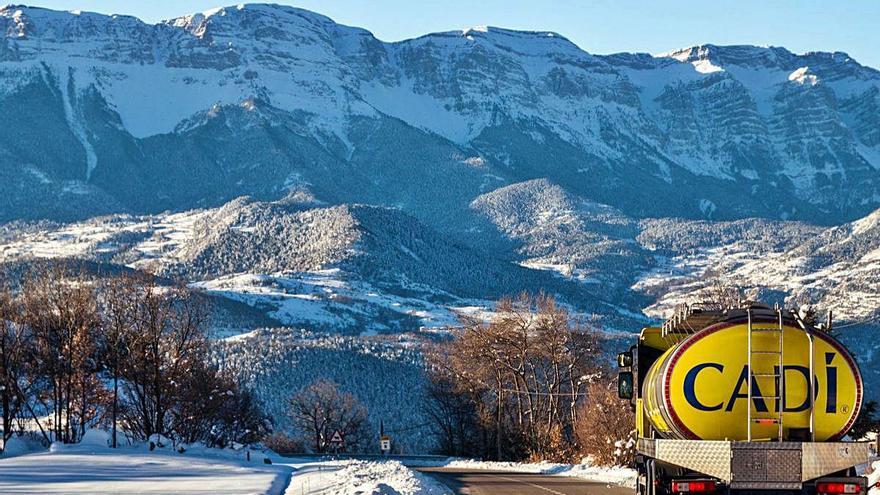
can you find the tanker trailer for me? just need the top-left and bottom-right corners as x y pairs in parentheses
(617, 302), (872, 494)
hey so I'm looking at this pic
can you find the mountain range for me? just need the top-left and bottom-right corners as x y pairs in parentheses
(2, 3), (880, 449)
(1, 3), (879, 228)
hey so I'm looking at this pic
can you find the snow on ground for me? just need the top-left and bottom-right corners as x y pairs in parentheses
(0, 428), (454, 495)
(519, 260), (602, 286)
(633, 237), (880, 322)
(0, 444), (456, 495)
(286, 459), (451, 495)
(0, 431), (636, 495)
(0, 443), (292, 495)
(194, 270), (473, 334)
(0, 210), (209, 264)
(869, 459), (880, 495)
(439, 459), (637, 487)
(0, 212), (495, 335)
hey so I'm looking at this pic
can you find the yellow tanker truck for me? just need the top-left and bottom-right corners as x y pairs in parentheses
(617, 302), (873, 494)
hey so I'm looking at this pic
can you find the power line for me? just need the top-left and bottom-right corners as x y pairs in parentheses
(834, 313), (880, 329)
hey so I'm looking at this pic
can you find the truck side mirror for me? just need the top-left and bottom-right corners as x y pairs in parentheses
(617, 351), (633, 368)
(618, 371), (634, 400)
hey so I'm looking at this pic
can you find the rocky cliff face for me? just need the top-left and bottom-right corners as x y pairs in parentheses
(1, 4), (878, 228)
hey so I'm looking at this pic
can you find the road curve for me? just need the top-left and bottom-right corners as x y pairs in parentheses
(416, 467), (633, 495)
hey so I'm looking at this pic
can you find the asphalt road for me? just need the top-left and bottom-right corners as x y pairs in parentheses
(416, 467), (634, 495)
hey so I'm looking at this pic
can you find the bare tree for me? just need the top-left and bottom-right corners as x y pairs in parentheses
(430, 293), (603, 461)
(0, 277), (30, 451)
(172, 364), (270, 448)
(422, 369), (479, 457)
(98, 274), (139, 448)
(697, 280), (744, 310)
(20, 263), (102, 444)
(288, 379), (368, 453)
(0, 266), (266, 450)
(121, 278), (210, 441)
(575, 378), (636, 466)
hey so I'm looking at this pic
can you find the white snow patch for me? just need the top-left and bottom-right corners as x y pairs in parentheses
(0, 443), (291, 494)
(58, 67), (98, 181)
(868, 459), (880, 495)
(789, 66), (819, 86)
(698, 199), (717, 217)
(462, 25), (489, 36)
(692, 58), (724, 74)
(463, 156), (486, 168)
(289, 459), (451, 495)
(441, 459), (637, 487)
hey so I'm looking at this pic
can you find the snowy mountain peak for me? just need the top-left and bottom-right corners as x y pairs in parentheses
(461, 25), (488, 35)
(410, 23), (583, 60)
(657, 43), (879, 82)
(0, 4), (144, 38)
(459, 24), (565, 40)
(0, 4), (879, 225)
(658, 44), (791, 70)
(164, 3), (344, 39)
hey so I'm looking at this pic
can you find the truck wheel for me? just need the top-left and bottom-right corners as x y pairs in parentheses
(635, 460), (647, 495)
(646, 459), (659, 495)
(647, 459), (668, 495)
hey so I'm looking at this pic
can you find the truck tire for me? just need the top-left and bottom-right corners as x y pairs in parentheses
(645, 460), (653, 495)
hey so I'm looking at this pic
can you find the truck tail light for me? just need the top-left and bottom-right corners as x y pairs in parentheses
(671, 480), (716, 493)
(817, 482), (862, 494)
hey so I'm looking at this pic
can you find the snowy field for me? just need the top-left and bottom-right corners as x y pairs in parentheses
(0, 433), (453, 495)
(0, 446), (291, 495)
(872, 465), (880, 495)
(0, 452), (451, 495)
(0, 433), (642, 495)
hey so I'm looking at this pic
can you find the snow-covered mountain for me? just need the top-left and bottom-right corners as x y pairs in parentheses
(3, 3), (880, 449)
(635, 210), (880, 322)
(0, 194), (623, 333)
(1, 4), (879, 227)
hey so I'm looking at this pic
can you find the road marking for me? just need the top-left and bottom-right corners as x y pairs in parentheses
(489, 474), (568, 495)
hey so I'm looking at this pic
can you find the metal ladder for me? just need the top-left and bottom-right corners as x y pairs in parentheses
(795, 310), (818, 442)
(746, 307), (785, 441)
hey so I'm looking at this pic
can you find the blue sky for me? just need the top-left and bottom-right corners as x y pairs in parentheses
(32, 0), (880, 68)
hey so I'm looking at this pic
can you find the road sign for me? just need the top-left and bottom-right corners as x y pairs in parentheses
(380, 435), (391, 453)
(329, 430), (344, 446)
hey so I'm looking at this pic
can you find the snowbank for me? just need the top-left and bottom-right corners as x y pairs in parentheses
(442, 458), (637, 487)
(0, 439), (291, 495)
(869, 460), (880, 495)
(289, 459), (451, 495)
(0, 435), (47, 458)
(80, 429), (112, 448)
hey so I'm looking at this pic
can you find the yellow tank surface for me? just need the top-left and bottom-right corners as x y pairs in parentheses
(642, 319), (862, 441)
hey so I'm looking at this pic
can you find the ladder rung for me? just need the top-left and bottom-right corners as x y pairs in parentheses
(746, 308), (787, 442)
